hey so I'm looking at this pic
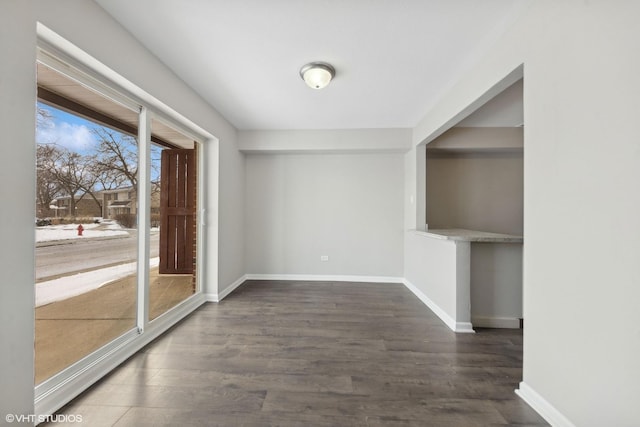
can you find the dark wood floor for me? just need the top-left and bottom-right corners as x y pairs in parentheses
(46, 280), (548, 426)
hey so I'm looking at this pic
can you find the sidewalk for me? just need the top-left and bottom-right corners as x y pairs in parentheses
(35, 268), (193, 384)
(35, 220), (131, 248)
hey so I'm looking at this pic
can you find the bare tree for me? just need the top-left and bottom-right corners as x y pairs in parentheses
(36, 144), (61, 217)
(38, 145), (98, 219)
(36, 107), (60, 217)
(93, 127), (138, 191)
(37, 109), (143, 220)
(93, 164), (128, 191)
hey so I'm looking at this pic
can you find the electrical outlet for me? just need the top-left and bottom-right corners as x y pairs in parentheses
(320, 255), (329, 262)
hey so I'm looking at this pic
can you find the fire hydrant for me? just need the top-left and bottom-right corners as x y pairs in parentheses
(77, 224), (84, 236)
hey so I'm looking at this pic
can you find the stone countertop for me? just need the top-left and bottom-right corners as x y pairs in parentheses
(412, 228), (523, 243)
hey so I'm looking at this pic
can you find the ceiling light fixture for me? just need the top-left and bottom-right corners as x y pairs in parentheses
(299, 62), (335, 89)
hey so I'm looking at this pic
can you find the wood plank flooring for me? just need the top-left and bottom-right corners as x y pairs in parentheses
(44, 280), (548, 426)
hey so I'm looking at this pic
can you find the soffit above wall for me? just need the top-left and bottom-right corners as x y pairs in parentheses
(427, 127), (523, 154)
(37, 62), (194, 149)
(455, 79), (524, 128)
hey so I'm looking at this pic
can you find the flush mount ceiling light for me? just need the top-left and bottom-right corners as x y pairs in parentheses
(299, 62), (335, 89)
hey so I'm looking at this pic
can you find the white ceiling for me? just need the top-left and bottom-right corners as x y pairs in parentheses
(96, 0), (530, 130)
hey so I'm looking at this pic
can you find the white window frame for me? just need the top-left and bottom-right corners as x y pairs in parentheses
(35, 23), (217, 418)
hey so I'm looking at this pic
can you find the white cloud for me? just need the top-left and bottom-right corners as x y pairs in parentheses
(37, 121), (97, 152)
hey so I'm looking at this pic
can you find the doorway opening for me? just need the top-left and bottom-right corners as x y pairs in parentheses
(422, 75), (524, 330)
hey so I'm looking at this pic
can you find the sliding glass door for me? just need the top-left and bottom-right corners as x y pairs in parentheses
(35, 62), (140, 384)
(34, 54), (202, 391)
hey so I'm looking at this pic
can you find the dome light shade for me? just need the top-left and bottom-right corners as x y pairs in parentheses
(300, 62), (335, 89)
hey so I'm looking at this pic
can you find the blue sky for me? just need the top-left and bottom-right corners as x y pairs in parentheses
(37, 102), (163, 182)
(37, 102), (101, 154)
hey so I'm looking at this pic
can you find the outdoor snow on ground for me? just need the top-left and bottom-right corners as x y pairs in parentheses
(36, 258), (160, 307)
(35, 219), (149, 307)
(36, 219), (129, 242)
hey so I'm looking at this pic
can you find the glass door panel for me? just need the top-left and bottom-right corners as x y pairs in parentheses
(35, 89), (139, 383)
(148, 119), (197, 321)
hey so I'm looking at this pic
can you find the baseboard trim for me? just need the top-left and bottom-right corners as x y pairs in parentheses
(213, 275), (479, 334)
(516, 382), (576, 427)
(207, 274), (405, 302)
(245, 274), (404, 284)
(206, 274), (247, 302)
(454, 322), (476, 333)
(402, 279), (474, 333)
(472, 316), (521, 329)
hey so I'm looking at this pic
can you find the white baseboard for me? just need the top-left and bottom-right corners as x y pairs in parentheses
(472, 316), (521, 329)
(454, 322), (476, 333)
(402, 279), (474, 333)
(245, 274), (404, 284)
(212, 275), (478, 335)
(516, 382), (576, 427)
(205, 274), (247, 302)
(207, 274), (403, 303)
(212, 274), (478, 335)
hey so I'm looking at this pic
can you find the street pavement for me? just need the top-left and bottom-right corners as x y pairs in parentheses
(36, 231), (160, 281)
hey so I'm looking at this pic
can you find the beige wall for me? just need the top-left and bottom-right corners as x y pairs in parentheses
(426, 128), (523, 235)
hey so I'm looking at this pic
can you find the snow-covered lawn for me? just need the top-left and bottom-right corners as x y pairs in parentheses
(36, 219), (129, 243)
(36, 257), (160, 307)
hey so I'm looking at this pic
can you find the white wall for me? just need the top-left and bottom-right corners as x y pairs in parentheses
(245, 151), (404, 278)
(470, 243), (523, 327)
(408, 1), (640, 425)
(0, 1), (37, 417)
(0, 0), (244, 417)
(404, 232), (460, 329)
